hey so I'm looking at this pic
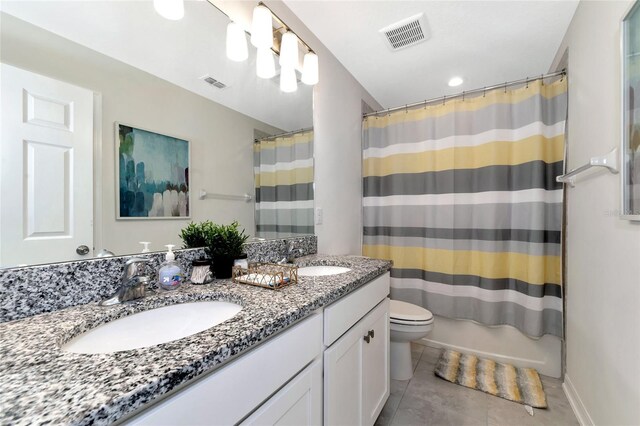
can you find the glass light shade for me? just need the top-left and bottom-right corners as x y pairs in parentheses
(301, 52), (319, 85)
(153, 0), (184, 20)
(256, 48), (276, 79)
(251, 5), (273, 49)
(226, 22), (248, 62)
(280, 65), (298, 93)
(279, 31), (299, 68)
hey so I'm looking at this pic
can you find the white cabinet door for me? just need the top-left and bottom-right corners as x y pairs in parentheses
(243, 359), (322, 426)
(323, 317), (364, 426)
(324, 298), (390, 426)
(362, 299), (390, 425)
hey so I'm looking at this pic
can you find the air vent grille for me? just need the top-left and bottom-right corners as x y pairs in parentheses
(379, 13), (429, 51)
(202, 76), (227, 89)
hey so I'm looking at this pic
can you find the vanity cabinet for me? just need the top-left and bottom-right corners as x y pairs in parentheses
(323, 272), (390, 426)
(125, 272), (390, 426)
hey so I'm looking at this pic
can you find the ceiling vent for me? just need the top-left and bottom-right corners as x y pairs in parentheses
(201, 75), (228, 89)
(379, 13), (429, 51)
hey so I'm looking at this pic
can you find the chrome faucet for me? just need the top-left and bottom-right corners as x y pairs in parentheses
(279, 241), (304, 264)
(100, 258), (151, 306)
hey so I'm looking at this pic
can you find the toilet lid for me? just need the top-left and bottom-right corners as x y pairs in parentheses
(390, 300), (433, 322)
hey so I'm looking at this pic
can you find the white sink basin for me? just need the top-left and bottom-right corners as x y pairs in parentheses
(62, 301), (242, 354)
(297, 266), (351, 277)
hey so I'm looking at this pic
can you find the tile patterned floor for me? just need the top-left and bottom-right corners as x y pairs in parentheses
(376, 344), (579, 426)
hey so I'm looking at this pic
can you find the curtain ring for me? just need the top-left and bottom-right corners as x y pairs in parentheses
(526, 77), (529, 89)
(541, 74), (544, 85)
(405, 104), (408, 113)
(483, 87), (486, 97)
(504, 82), (507, 93)
(443, 95), (446, 105)
(423, 100), (427, 110)
(560, 72), (564, 82)
(462, 91), (465, 101)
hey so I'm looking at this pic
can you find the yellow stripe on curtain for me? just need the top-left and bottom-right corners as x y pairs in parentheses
(254, 167), (314, 186)
(363, 245), (561, 286)
(364, 79), (567, 129)
(364, 135), (565, 177)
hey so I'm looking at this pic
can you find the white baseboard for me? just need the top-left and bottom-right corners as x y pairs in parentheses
(418, 337), (549, 373)
(562, 374), (594, 426)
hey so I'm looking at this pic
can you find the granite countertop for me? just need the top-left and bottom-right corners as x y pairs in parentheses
(0, 255), (391, 426)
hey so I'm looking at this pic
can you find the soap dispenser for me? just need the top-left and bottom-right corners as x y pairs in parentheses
(158, 244), (183, 291)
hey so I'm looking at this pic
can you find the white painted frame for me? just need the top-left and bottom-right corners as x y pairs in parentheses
(114, 122), (191, 221)
(621, 0), (640, 221)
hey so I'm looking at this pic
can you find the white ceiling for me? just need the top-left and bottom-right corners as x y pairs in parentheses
(285, 0), (578, 109)
(1, 0), (312, 131)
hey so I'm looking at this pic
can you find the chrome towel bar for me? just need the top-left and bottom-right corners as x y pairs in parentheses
(556, 148), (619, 187)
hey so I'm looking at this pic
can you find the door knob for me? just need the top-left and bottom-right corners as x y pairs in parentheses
(76, 245), (90, 255)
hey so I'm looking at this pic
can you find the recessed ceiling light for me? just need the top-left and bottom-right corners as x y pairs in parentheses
(448, 77), (464, 87)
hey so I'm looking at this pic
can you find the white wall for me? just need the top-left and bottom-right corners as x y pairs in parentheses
(1, 14), (281, 256)
(264, 1), (383, 255)
(551, 1), (640, 424)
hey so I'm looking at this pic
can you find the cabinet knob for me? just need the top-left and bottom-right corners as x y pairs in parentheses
(364, 334), (371, 343)
(368, 329), (375, 339)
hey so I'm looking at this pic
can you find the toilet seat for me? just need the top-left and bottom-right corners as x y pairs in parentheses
(390, 300), (433, 326)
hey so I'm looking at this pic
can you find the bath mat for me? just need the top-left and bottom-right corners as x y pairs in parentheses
(434, 349), (547, 408)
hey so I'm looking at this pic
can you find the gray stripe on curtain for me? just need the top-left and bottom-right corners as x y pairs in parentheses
(254, 142), (313, 165)
(364, 161), (563, 196)
(363, 226), (561, 244)
(256, 183), (314, 202)
(363, 202), (563, 231)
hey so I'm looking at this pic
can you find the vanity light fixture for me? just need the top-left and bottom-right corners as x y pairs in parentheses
(256, 47), (276, 79)
(448, 76), (464, 87)
(301, 52), (319, 86)
(153, 0), (184, 20)
(279, 31), (299, 68)
(251, 5), (273, 49)
(224, 2), (318, 90)
(226, 22), (248, 62)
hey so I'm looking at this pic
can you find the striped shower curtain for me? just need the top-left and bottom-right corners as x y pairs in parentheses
(254, 129), (314, 239)
(363, 78), (567, 338)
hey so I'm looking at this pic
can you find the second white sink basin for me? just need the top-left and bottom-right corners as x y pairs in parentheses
(298, 266), (351, 277)
(62, 301), (242, 354)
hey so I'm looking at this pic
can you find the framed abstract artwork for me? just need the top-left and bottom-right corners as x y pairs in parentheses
(115, 123), (190, 219)
(622, 1), (640, 220)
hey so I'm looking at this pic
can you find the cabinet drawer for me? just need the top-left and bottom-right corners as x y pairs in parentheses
(323, 272), (389, 346)
(242, 359), (322, 425)
(125, 313), (323, 426)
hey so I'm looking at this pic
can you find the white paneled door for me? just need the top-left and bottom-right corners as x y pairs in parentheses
(1, 64), (94, 267)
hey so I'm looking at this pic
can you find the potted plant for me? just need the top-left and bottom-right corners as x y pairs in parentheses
(207, 221), (249, 279)
(180, 220), (249, 279)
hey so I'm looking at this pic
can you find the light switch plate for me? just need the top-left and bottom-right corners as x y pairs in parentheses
(315, 207), (323, 225)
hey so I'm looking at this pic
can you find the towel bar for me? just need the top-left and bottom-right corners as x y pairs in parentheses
(556, 148), (619, 187)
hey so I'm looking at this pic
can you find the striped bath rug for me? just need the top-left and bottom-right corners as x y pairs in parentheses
(434, 349), (547, 408)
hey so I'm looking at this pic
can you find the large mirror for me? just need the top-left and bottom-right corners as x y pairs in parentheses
(0, 0), (314, 268)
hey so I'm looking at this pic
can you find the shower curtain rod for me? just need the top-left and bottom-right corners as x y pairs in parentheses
(255, 127), (313, 142)
(363, 69), (566, 118)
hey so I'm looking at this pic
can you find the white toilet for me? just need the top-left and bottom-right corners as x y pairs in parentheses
(389, 299), (434, 380)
